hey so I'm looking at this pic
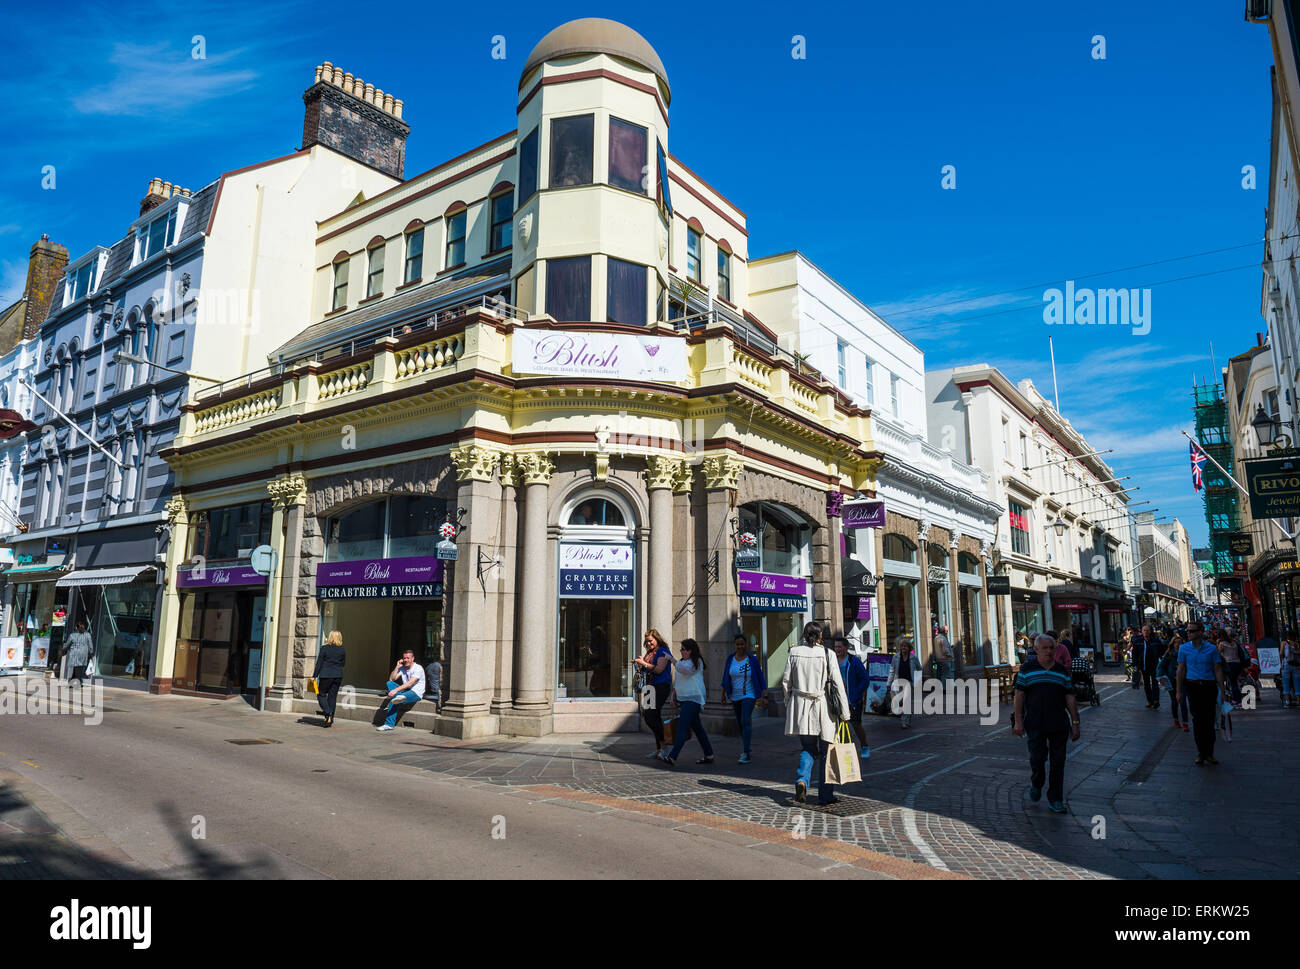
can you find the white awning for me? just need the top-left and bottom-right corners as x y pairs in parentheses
(56, 566), (154, 588)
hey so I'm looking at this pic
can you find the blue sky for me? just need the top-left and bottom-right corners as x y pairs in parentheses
(0, 0), (1274, 551)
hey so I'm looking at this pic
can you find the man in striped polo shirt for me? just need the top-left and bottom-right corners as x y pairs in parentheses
(1013, 633), (1081, 813)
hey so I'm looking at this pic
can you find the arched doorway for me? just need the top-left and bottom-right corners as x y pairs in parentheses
(736, 501), (812, 688)
(557, 490), (636, 699)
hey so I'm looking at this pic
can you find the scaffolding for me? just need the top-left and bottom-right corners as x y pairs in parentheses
(1192, 382), (1239, 577)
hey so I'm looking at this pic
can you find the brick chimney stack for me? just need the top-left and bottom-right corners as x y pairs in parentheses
(301, 62), (409, 179)
(139, 177), (191, 216)
(22, 234), (68, 340)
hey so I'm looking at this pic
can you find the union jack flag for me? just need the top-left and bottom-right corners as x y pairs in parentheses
(1190, 440), (1207, 492)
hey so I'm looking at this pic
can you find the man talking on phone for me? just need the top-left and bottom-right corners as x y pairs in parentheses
(377, 649), (425, 732)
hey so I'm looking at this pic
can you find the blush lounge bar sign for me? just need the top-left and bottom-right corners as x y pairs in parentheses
(739, 570), (809, 612)
(176, 563), (267, 589)
(315, 556), (445, 600)
(841, 500), (885, 531)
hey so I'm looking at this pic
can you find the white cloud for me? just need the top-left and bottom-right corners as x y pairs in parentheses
(872, 287), (1030, 325)
(72, 43), (258, 117)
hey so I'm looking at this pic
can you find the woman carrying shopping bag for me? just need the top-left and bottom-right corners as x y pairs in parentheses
(781, 621), (850, 805)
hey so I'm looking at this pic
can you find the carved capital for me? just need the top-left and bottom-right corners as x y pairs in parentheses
(498, 454), (521, 489)
(701, 454), (743, 491)
(164, 494), (189, 525)
(450, 443), (501, 483)
(917, 517), (932, 544)
(949, 531), (962, 551)
(673, 461), (694, 495)
(515, 450), (555, 486)
(267, 473), (308, 508)
(645, 454), (682, 491)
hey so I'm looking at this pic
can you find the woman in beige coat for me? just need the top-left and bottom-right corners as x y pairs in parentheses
(782, 621), (851, 805)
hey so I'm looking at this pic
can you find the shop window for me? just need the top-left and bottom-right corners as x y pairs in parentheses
(326, 501), (386, 561)
(388, 495), (447, 558)
(567, 499), (625, 527)
(928, 544), (949, 568)
(608, 116), (648, 194)
(738, 501), (805, 575)
(606, 258), (647, 326)
(190, 500), (273, 562)
(884, 578), (918, 650)
(550, 114), (594, 188)
(883, 533), (917, 563)
(958, 552), (980, 574)
(518, 127), (539, 203)
(545, 256), (591, 321)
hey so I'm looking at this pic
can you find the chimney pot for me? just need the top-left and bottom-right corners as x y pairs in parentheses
(364, 82), (375, 104)
(343, 72), (354, 94)
(322, 60), (333, 78)
(393, 98), (403, 119)
(332, 65), (343, 85)
(315, 64), (323, 83)
(162, 181), (173, 198)
(383, 93), (394, 114)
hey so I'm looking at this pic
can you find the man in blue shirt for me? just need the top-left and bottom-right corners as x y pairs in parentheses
(1176, 621), (1228, 766)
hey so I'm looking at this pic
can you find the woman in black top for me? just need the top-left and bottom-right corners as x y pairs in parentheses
(314, 631), (347, 727)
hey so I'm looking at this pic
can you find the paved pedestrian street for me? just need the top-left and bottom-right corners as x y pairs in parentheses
(1, 671), (1293, 880)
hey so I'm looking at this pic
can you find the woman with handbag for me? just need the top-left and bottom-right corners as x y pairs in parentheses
(633, 628), (674, 757)
(721, 634), (766, 764)
(658, 639), (715, 766)
(312, 630), (347, 727)
(781, 621), (850, 805)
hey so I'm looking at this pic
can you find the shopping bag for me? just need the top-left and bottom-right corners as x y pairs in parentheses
(661, 711), (678, 745)
(85, 656), (97, 678)
(824, 722), (861, 785)
(307, 678), (320, 695)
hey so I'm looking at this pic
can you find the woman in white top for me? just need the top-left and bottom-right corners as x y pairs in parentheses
(658, 639), (714, 766)
(782, 621), (850, 805)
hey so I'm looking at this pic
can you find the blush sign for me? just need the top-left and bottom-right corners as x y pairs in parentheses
(560, 543), (634, 598)
(738, 570), (809, 612)
(315, 556), (446, 599)
(513, 329), (688, 382)
(841, 500), (885, 531)
(176, 564), (267, 588)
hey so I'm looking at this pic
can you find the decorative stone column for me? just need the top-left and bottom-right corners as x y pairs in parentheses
(151, 494), (190, 694)
(265, 472), (307, 713)
(670, 461), (695, 645)
(822, 489), (845, 636)
(948, 531), (963, 675)
(917, 515), (933, 664)
(492, 455), (520, 716)
(978, 539), (994, 664)
(501, 449), (555, 736)
(439, 443), (505, 738)
(645, 455), (680, 637)
(698, 454), (743, 695)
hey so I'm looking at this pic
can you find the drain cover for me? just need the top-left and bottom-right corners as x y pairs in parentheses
(225, 738), (283, 745)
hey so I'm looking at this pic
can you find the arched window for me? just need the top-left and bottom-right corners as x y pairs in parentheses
(928, 544), (949, 568)
(567, 498), (624, 527)
(958, 552), (980, 575)
(326, 495), (448, 561)
(738, 501), (806, 575)
(883, 534), (917, 564)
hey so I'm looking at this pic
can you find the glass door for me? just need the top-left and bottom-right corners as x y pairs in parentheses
(558, 598), (632, 698)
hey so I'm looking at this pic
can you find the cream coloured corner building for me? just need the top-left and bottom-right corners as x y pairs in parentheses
(154, 20), (883, 737)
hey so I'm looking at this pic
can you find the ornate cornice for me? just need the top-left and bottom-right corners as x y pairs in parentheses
(515, 450), (555, 486)
(701, 454), (743, 491)
(645, 454), (683, 491)
(268, 473), (308, 508)
(450, 443), (502, 483)
(878, 454), (1002, 522)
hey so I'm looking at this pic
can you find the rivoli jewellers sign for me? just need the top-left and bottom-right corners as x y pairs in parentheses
(559, 543), (634, 598)
(1244, 455), (1300, 519)
(513, 329), (688, 382)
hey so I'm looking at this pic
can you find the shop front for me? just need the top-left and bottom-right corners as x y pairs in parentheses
(174, 563), (268, 694)
(956, 553), (984, 665)
(1011, 591), (1045, 641)
(557, 510), (635, 699)
(737, 501), (812, 688)
(882, 532), (920, 651)
(59, 566), (158, 681)
(1256, 556), (1300, 639)
(1051, 600), (1097, 649)
(3, 537), (71, 667)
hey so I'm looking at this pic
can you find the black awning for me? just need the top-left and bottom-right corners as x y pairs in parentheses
(842, 558), (875, 595)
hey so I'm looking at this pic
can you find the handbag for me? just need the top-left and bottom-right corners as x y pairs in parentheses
(307, 677), (320, 694)
(823, 647), (844, 722)
(824, 721), (862, 785)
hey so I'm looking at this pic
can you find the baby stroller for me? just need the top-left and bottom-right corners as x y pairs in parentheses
(1071, 657), (1101, 706)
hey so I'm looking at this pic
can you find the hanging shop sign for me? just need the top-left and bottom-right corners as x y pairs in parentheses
(738, 570), (809, 612)
(841, 500), (885, 531)
(1244, 455), (1300, 519)
(735, 531), (760, 570)
(1227, 532), (1254, 556)
(1054, 603), (1091, 611)
(559, 543), (634, 598)
(513, 329), (688, 382)
(986, 575), (1011, 595)
(176, 563), (267, 589)
(855, 597), (872, 621)
(315, 555), (446, 600)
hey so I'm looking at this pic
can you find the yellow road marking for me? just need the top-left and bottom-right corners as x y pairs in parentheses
(20, 760), (38, 768)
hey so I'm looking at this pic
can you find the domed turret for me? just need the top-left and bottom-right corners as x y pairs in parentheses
(520, 18), (670, 105)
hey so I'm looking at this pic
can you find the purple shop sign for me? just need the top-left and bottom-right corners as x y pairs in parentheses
(176, 564), (267, 589)
(737, 570), (808, 596)
(315, 555), (445, 587)
(842, 500), (885, 531)
(856, 597), (872, 621)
